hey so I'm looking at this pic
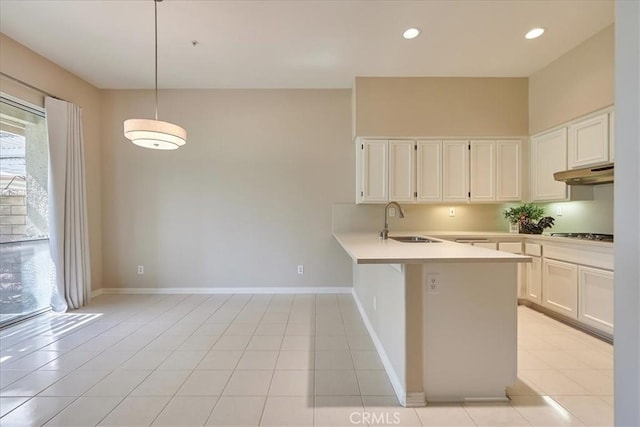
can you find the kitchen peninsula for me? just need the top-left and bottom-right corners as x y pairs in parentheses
(333, 232), (531, 407)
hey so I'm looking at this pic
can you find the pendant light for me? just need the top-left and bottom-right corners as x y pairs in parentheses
(124, 0), (186, 150)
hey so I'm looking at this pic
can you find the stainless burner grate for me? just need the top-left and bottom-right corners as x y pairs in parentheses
(550, 233), (614, 242)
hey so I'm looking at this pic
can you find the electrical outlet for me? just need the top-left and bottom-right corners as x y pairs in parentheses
(426, 273), (439, 294)
(388, 207), (396, 217)
(137, 265), (144, 275)
(373, 296), (377, 311)
(556, 206), (563, 216)
(297, 265), (304, 275)
(449, 207), (456, 217)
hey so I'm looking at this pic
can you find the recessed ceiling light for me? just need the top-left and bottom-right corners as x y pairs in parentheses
(403, 28), (421, 40)
(525, 28), (545, 40)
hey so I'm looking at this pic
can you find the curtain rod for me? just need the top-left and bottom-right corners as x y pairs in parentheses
(0, 71), (68, 102)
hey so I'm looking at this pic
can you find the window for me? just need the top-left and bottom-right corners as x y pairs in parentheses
(0, 95), (51, 327)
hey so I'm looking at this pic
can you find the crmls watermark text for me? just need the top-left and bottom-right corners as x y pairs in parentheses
(349, 411), (401, 425)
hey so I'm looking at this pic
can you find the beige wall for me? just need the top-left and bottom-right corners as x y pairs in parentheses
(0, 33), (103, 290)
(529, 25), (614, 134)
(101, 89), (353, 289)
(354, 77), (529, 138)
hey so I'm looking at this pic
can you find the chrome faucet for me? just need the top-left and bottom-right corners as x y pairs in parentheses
(380, 201), (405, 239)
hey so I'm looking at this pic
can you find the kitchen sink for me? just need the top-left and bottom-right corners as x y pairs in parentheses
(389, 236), (441, 243)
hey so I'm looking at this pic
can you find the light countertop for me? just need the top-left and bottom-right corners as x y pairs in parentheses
(333, 232), (532, 265)
(420, 231), (614, 248)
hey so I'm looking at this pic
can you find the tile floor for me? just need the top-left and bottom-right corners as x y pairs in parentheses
(0, 294), (613, 426)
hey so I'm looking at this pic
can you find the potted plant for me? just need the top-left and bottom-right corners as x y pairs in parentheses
(503, 203), (553, 234)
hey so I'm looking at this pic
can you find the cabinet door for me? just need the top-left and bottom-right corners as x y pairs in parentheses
(496, 140), (521, 201)
(473, 242), (497, 250)
(389, 140), (415, 202)
(470, 140), (495, 201)
(568, 113), (609, 168)
(526, 256), (542, 304)
(578, 266), (614, 334)
(542, 258), (578, 319)
(498, 242), (524, 297)
(361, 140), (388, 203)
(416, 140), (442, 202)
(530, 129), (568, 201)
(443, 140), (469, 201)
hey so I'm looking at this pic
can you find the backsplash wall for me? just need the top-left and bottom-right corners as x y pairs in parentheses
(333, 203), (514, 233)
(333, 184), (614, 234)
(536, 184), (614, 234)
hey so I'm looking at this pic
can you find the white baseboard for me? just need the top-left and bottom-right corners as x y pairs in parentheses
(90, 289), (104, 298)
(351, 288), (409, 407)
(99, 286), (352, 295)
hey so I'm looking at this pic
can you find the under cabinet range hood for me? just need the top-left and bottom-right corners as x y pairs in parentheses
(554, 163), (614, 185)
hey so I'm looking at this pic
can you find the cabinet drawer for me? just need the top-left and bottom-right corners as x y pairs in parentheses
(498, 242), (522, 254)
(474, 242), (497, 250)
(544, 245), (613, 270)
(525, 243), (542, 257)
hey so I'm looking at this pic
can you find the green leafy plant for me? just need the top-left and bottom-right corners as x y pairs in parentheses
(503, 203), (545, 225)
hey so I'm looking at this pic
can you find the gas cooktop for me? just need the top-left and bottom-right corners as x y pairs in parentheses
(550, 233), (614, 242)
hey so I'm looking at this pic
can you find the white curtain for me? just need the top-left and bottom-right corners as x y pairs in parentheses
(45, 97), (91, 311)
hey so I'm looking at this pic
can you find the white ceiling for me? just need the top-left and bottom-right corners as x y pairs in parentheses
(0, 0), (614, 89)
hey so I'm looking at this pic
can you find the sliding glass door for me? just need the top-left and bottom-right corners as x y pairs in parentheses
(0, 95), (51, 327)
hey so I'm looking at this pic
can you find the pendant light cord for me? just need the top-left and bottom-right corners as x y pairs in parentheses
(154, 0), (159, 121)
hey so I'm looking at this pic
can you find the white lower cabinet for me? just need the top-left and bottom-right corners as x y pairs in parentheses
(578, 266), (614, 335)
(498, 242), (524, 297)
(433, 234), (613, 335)
(542, 258), (578, 319)
(526, 256), (542, 304)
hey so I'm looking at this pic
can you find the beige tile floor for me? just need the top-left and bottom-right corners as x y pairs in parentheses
(0, 294), (613, 426)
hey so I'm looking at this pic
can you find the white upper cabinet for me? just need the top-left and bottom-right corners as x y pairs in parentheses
(356, 137), (522, 204)
(496, 140), (521, 201)
(530, 128), (568, 202)
(389, 140), (416, 202)
(568, 112), (610, 168)
(443, 140), (470, 202)
(609, 111), (615, 162)
(359, 139), (388, 203)
(416, 140), (442, 202)
(466, 139), (522, 202)
(470, 140), (496, 201)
